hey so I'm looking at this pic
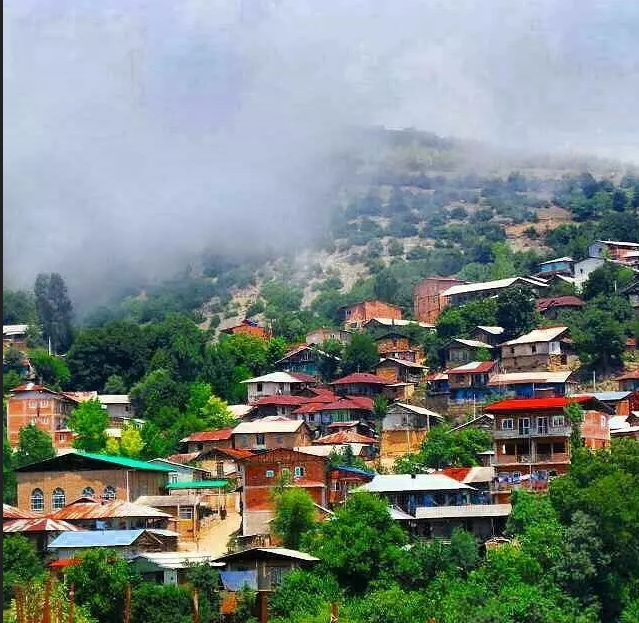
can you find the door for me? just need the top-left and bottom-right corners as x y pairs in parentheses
(518, 417), (530, 435)
(537, 417), (548, 435)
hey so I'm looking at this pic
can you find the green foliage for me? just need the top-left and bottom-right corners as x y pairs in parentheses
(3, 435), (17, 504)
(341, 333), (381, 375)
(234, 585), (258, 623)
(4, 347), (25, 374)
(3, 288), (38, 325)
(373, 395), (389, 420)
(130, 583), (192, 623)
(565, 402), (584, 452)
(69, 398), (109, 452)
(184, 563), (221, 621)
(65, 549), (135, 623)
(118, 424), (145, 458)
(495, 286), (539, 339)
(130, 368), (188, 422)
(29, 349), (71, 390)
(269, 570), (341, 619)
(272, 488), (318, 550)
(3, 370), (23, 394)
(34, 272), (74, 353)
(3, 535), (45, 608)
(316, 339), (343, 382)
(103, 373), (127, 394)
(304, 492), (407, 594)
(201, 394), (237, 430)
(394, 424), (492, 471)
(582, 263), (635, 300)
(14, 423), (56, 467)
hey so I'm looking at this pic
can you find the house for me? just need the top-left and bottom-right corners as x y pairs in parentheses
(588, 240), (639, 263)
(375, 358), (426, 385)
(413, 277), (467, 323)
(49, 498), (172, 531)
(238, 448), (328, 536)
(536, 296), (585, 319)
(228, 404), (257, 421)
(472, 326), (505, 347)
(486, 396), (612, 501)
(292, 397), (374, 435)
(305, 327), (352, 346)
(499, 326), (576, 372)
(340, 300), (403, 331)
(252, 395), (314, 418)
(573, 257), (605, 290)
(615, 369), (639, 392)
(537, 256), (574, 277)
(314, 429), (378, 448)
(374, 332), (424, 363)
(213, 547), (319, 591)
(450, 413), (495, 433)
(180, 428), (235, 454)
(294, 444), (370, 460)
(47, 528), (178, 561)
(440, 277), (547, 308)
(135, 495), (209, 542)
(443, 339), (494, 370)
(242, 372), (312, 404)
(194, 447), (255, 480)
(221, 319), (270, 339)
(381, 403), (444, 457)
(274, 344), (339, 377)
(569, 391), (634, 416)
(426, 371), (449, 396)
(328, 466), (375, 506)
(487, 371), (577, 399)
(15, 451), (174, 514)
(363, 318), (435, 333)
(97, 394), (136, 419)
(6, 383), (79, 450)
(147, 458), (210, 482)
(330, 372), (387, 397)
(609, 412), (639, 440)
(2, 518), (83, 555)
(355, 473), (509, 540)
(130, 551), (224, 585)
(232, 417), (313, 451)
(442, 466), (495, 497)
(448, 361), (498, 404)
(3, 324), (29, 352)
(621, 279), (639, 313)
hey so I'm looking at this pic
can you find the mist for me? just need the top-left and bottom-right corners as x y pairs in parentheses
(4, 0), (639, 308)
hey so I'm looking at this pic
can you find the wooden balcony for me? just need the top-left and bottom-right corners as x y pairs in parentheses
(495, 452), (569, 466)
(494, 425), (571, 440)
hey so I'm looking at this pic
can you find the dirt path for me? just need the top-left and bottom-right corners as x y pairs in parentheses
(178, 508), (242, 556)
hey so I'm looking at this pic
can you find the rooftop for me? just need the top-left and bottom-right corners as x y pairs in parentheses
(484, 395), (610, 413)
(241, 372), (309, 385)
(294, 444), (366, 457)
(135, 495), (202, 507)
(181, 428), (235, 443)
(448, 338), (494, 349)
(442, 277), (547, 297)
(539, 256), (574, 265)
(50, 499), (172, 520)
(232, 418), (306, 434)
(536, 297), (584, 313)
(597, 240), (639, 248)
(15, 451), (176, 473)
(377, 357), (426, 369)
(363, 318), (434, 329)
(475, 325), (505, 335)
(414, 504), (511, 520)
(214, 547), (319, 563)
(569, 391), (632, 402)
(487, 371), (574, 386)
(314, 430), (379, 445)
(501, 326), (569, 346)
(252, 395), (312, 406)
(448, 361), (497, 374)
(615, 369), (639, 381)
(165, 480), (228, 490)
(3, 324), (29, 335)
(48, 528), (178, 549)
(3, 504), (37, 520)
(227, 404), (256, 419)
(98, 394), (130, 405)
(131, 552), (225, 569)
(356, 474), (474, 493)
(392, 403), (444, 419)
(330, 373), (387, 385)
(3, 518), (83, 534)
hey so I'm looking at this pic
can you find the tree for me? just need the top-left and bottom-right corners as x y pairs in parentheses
(201, 394), (237, 430)
(341, 333), (379, 375)
(69, 398), (109, 453)
(373, 395), (389, 421)
(34, 272), (74, 354)
(3, 370), (23, 394)
(119, 424), (144, 458)
(129, 368), (188, 422)
(29, 349), (71, 390)
(184, 563), (222, 622)
(436, 307), (464, 341)
(612, 189), (628, 212)
(583, 263), (634, 300)
(3, 436), (16, 504)
(316, 339), (343, 382)
(304, 492), (407, 594)
(103, 374), (127, 394)
(130, 583), (192, 623)
(564, 402), (584, 452)
(3, 535), (44, 608)
(14, 424), (55, 467)
(269, 569), (341, 620)
(272, 488), (318, 550)
(3, 347), (25, 374)
(139, 420), (177, 460)
(65, 549), (134, 623)
(496, 286), (538, 339)
(374, 270), (400, 304)
(2, 288), (38, 325)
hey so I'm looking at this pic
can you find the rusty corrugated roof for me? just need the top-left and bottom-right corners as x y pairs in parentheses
(49, 500), (171, 520)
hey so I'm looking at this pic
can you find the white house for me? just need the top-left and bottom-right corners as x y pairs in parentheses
(241, 372), (310, 404)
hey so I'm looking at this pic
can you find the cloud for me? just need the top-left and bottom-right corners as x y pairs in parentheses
(4, 0), (639, 306)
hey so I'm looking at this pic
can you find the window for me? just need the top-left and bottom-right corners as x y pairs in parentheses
(256, 383), (263, 393)
(501, 418), (514, 430)
(30, 488), (44, 512)
(275, 435), (284, 445)
(531, 344), (537, 354)
(27, 400), (38, 410)
(82, 487), (96, 499)
(52, 488), (66, 510)
(518, 418), (530, 435)
(266, 469), (275, 478)
(102, 486), (117, 500)
(179, 506), (194, 520)
(256, 433), (266, 446)
(551, 415), (564, 428)
(58, 433), (67, 442)
(553, 442), (566, 454)
(308, 414), (316, 423)
(168, 472), (179, 484)
(331, 481), (341, 491)
(600, 416), (607, 428)
(281, 467), (290, 479)
(294, 466), (305, 478)
(239, 435), (249, 448)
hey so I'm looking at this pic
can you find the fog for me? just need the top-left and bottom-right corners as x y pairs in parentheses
(4, 0), (639, 307)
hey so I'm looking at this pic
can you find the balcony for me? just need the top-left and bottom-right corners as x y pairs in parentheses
(494, 425), (571, 440)
(495, 452), (569, 466)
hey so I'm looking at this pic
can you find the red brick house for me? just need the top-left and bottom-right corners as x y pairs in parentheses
(221, 319), (271, 339)
(413, 277), (467, 323)
(238, 448), (328, 536)
(340, 300), (402, 330)
(328, 466), (375, 506)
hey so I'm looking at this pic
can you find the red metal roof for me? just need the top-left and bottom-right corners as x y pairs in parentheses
(48, 558), (81, 569)
(331, 373), (387, 385)
(49, 499), (171, 520)
(616, 369), (639, 381)
(315, 430), (379, 445)
(209, 447), (256, 460)
(321, 397), (374, 411)
(536, 296), (585, 312)
(485, 396), (595, 412)
(292, 402), (327, 414)
(289, 372), (316, 383)
(327, 421), (359, 429)
(252, 395), (312, 406)
(3, 518), (84, 533)
(441, 467), (473, 482)
(448, 361), (497, 374)
(182, 428), (234, 442)
(3, 504), (37, 520)
(166, 452), (202, 464)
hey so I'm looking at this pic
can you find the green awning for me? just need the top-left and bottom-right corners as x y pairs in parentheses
(166, 480), (228, 490)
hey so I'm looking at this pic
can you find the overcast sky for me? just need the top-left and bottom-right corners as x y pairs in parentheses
(4, 0), (639, 304)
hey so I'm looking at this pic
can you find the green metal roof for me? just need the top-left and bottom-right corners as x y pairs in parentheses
(75, 452), (176, 472)
(165, 480), (228, 489)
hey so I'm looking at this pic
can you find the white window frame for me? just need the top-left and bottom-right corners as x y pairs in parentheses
(551, 415), (565, 428)
(501, 418), (514, 430)
(82, 486), (96, 499)
(103, 486), (117, 500)
(179, 506), (194, 520)
(30, 488), (44, 512)
(168, 472), (180, 484)
(266, 469), (275, 478)
(52, 488), (66, 510)
(294, 466), (305, 478)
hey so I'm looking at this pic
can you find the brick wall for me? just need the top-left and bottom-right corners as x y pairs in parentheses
(413, 278), (464, 323)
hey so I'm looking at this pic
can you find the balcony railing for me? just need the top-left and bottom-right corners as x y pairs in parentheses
(494, 425), (571, 439)
(495, 453), (569, 466)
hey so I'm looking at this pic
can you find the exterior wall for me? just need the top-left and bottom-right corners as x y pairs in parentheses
(17, 469), (166, 513)
(334, 382), (383, 397)
(185, 438), (233, 454)
(573, 258), (605, 289)
(232, 429), (312, 451)
(246, 381), (293, 403)
(102, 403), (134, 419)
(448, 372), (491, 390)
(226, 324), (269, 339)
(6, 390), (76, 449)
(413, 278), (465, 323)
(343, 301), (402, 330)
(375, 361), (423, 384)
(275, 350), (321, 376)
(539, 260), (573, 274)
(444, 346), (483, 368)
(471, 330), (503, 347)
(380, 429), (428, 457)
(383, 406), (435, 431)
(306, 328), (351, 345)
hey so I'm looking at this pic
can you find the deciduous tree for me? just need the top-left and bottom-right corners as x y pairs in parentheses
(272, 488), (318, 550)
(69, 398), (109, 453)
(14, 423), (55, 467)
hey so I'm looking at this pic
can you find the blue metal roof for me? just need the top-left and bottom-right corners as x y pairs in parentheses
(48, 528), (178, 549)
(333, 465), (375, 477)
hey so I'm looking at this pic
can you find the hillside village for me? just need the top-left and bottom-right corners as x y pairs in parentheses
(3, 230), (639, 621)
